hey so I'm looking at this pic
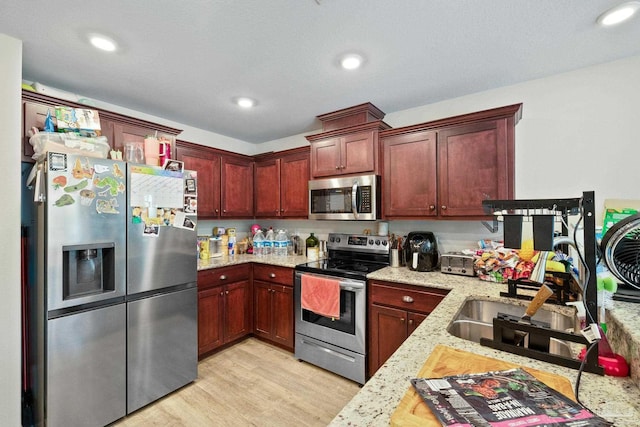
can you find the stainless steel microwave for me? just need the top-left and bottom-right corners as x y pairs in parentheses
(308, 174), (380, 220)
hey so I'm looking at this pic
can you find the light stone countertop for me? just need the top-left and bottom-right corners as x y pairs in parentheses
(197, 253), (308, 270)
(196, 256), (640, 426)
(330, 267), (640, 427)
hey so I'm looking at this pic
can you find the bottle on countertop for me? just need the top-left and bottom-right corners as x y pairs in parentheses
(264, 227), (275, 256)
(306, 232), (319, 261)
(253, 229), (265, 257)
(274, 229), (288, 257)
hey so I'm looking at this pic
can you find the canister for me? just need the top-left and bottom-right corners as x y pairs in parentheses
(197, 235), (210, 259)
(221, 235), (229, 255)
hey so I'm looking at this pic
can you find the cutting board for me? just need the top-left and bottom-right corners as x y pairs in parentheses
(390, 345), (576, 427)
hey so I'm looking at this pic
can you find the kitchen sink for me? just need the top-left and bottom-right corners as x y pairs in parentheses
(447, 299), (577, 358)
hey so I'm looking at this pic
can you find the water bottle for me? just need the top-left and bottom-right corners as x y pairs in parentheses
(264, 227), (275, 256)
(275, 229), (288, 257)
(253, 229), (265, 257)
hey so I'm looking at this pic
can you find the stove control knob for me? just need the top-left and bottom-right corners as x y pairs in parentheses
(375, 239), (380, 245)
(381, 240), (388, 246)
(335, 237), (341, 243)
(329, 237), (335, 243)
(369, 239), (374, 245)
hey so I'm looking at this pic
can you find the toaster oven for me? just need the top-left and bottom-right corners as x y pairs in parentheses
(440, 252), (476, 276)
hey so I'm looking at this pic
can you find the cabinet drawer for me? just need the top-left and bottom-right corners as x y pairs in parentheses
(198, 264), (250, 290)
(369, 281), (447, 314)
(253, 264), (293, 287)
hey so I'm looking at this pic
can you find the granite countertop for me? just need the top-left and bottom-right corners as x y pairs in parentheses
(196, 256), (640, 426)
(330, 268), (640, 427)
(197, 253), (308, 270)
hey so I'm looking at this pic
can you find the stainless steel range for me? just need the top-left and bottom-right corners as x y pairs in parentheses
(294, 233), (389, 384)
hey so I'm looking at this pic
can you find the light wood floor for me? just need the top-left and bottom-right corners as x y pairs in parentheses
(112, 338), (360, 426)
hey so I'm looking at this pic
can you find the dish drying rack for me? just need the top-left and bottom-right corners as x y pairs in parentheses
(480, 191), (603, 375)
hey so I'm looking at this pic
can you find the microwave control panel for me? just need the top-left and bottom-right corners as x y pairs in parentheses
(359, 187), (372, 213)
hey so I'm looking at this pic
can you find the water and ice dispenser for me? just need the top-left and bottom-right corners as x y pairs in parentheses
(62, 243), (116, 300)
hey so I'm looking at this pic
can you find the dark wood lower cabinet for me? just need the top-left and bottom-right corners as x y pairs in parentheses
(368, 281), (448, 377)
(198, 266), (251, 358)
(252, 265), (294, 351)
(198, 264), (294, 358)
(223, 281), (252, 342)
(198, 287), (224, 354)
(253, 281), (294, 350)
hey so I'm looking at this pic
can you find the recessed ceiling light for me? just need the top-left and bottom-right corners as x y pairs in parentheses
(236, 97), (255, 108)
(340, 54), (363, 70)
(89, 34), (117, 52)
(597, 1), (640, 26)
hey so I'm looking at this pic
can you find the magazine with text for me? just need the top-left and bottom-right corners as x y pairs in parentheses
(411, 368), (612, 426)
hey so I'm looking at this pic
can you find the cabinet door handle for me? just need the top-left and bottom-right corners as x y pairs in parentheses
(226, 290), (229, 295)
(400, 317), (405, 322)
(223, 209), (227, 213)
(219, 275), (227, 280)
(335, 166), (340, 170)
(340, 165), (345, 169)
(429, 205), (435, 211)
(408, 319), (414, 325)
(280, 209), (284, 212)
(402, 295), (414, 303)
(269, 273), (276, 278)
(220, 291), (224, 296)
(215, 209), (219, 213)
(441, 205), (447, 210)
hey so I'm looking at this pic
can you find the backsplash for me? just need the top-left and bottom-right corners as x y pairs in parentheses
(196, 219), (503, 253)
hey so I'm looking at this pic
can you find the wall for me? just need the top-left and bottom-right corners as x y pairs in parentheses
(1, 33), (23, 427)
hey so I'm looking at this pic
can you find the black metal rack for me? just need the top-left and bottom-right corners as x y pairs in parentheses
(501, 272), (577, 305)
(480, 191), (603, 375)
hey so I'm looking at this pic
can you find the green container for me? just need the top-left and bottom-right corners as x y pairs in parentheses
(306, 233), (319, 260)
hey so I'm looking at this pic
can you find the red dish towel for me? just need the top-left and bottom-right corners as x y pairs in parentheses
(301, 274), (341, 319)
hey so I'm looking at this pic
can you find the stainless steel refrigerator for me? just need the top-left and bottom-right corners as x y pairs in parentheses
(28, 152), (197, 426)
(125, 162), (197, 414)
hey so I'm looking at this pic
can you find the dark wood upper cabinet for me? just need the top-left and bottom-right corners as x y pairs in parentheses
(221, 155), (254, 218)
(437, 119), (511, 217)
(307, 122), (390, 178)
(254, 147), (309, 218)
(380, 103), (521, 219)
(176, 142), (221, 218)
(382, 130), (438, 218)
(21, 90), (181, 163)
(279, 149), (309, 217)
(254, 158), (281, 217)
(306, 103), (390, 179)
(22, 93), (521, 223)
(176, 141), (253, 219)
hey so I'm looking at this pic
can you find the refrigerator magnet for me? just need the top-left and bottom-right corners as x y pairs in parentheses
(143, 224), (159, 237)
(174, 212), (196, 231)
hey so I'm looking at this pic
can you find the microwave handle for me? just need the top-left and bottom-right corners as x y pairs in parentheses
(352, 181), (359, 219)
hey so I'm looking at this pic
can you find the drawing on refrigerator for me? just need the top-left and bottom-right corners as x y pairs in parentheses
(25, 152), (198, 427)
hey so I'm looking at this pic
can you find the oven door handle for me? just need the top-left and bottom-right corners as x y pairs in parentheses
(340, 281), (364, 291)
(352, 181), (359, 219)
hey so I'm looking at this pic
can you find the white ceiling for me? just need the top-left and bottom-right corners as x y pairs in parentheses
(2, 1), (639, 143)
